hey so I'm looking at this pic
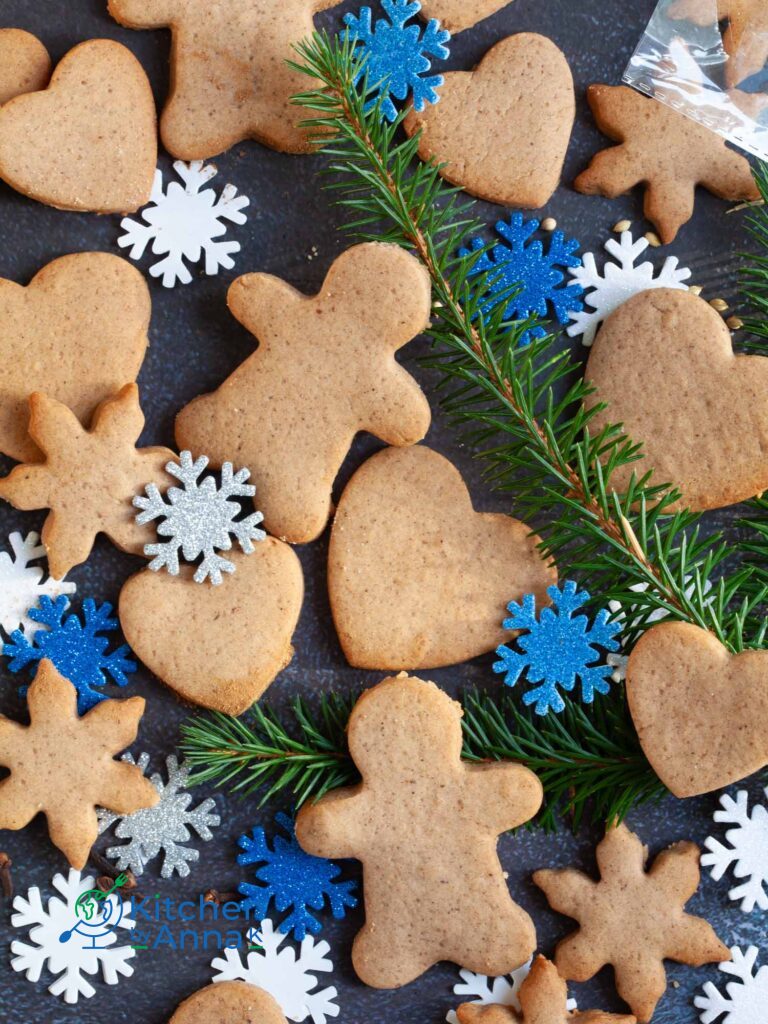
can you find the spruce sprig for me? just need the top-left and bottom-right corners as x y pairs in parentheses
(290, 32), (767, 652)
(740, 161), (768, 352)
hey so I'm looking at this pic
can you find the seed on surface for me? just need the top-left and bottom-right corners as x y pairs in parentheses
(541, 217), (557, 231)
(644, 231), (661, 247)
(727, 316), (744, 330)
(710, 298), (729, 312)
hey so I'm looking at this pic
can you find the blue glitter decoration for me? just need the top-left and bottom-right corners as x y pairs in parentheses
(459, 213), (584, 345)
(493, 581), (621, 715)
(237, 812), (358, 940)
(344, 0), (450, 123)
(3, 595), (136, 714)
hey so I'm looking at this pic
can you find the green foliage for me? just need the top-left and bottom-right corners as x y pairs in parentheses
(740, 161), (768, 352)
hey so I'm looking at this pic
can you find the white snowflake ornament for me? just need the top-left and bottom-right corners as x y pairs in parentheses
(10, 869), (135, 1004)
(210, 919), (339, 1024)
(566, 230), (692, 346)
(445, 961), (576, 1023)
(0, 530), (75, 636)
(134, 451), (266, 585)
(702, 788), (768, 913)
(118, 160), (249, 287)
(695, 945), (768, 1023)
(97, 752), (220, 879)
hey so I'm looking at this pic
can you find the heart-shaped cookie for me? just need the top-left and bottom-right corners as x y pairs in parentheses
(0, 39), (156, 213)
(328, 445), (556, 669)
(169, 982), (287, 1024)
(119, 540), (303, 715)
(0, 29), (51, 106)
(586, 287), (768, 511)
(626, 621), (768, 798)
(419, 0), (514, 34)
(404, 34), (574, 208)
(0, 253), (150, 463)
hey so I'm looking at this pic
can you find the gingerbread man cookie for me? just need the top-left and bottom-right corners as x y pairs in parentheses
(108, 0), (342, 158)
(0, 29), (51, 106)
(176, 243), (432, 543)
(169, 981), (287, 1024)
(0, 659), (158, 869)
(296, 674), (543, 988)
(575, 84), (758, 243)
(533, 824), (730, 1022)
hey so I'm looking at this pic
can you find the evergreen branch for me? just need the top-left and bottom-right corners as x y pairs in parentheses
(290, 32), (764, 652)
(740, 161), (768, 353)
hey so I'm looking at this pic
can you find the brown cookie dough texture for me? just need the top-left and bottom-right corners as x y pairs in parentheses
(404, 35), (574, 208)
(0, 660), (158, 869)
(0, 253), (151, 464)
(575, 84), (759, 244)
(0, 29), (51, 106)
(328, 445), (556, 670)
(168, 981), (288, 1024)
(120, 543), (304, 715)
(585, 288), (768, 511)
(626, 620), (768, 798)
(533, 823), (729, 1023)
(418, 0), (514, 35)
(457, 956), (636, 1024)
(108, 0), (341, 158)
(176, 243), (432, 543)
(0, 39), (156, 213)
(296, 674), (543, 988)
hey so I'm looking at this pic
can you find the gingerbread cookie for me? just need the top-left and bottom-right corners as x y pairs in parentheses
(575, 84), (758, 243)
(0, 385), (174, 578)
(0, 29), (51, 106)
(585, 288), (768, 512)
(328, 446), (556, 670)
(533, 823), (729, 1022)
(296, 674), (543, 988)
(0, 253), (151, 464)
(0, 39), (156, 213)
(108, 0), (341, 158)
(626, 621), (768, 798)
(120, 543), (303, 715)
(419, 0), (512, 34)
(169, 981), (287, 1024)
(0, 659), (157, 869)
(669, 1), (768, 97)
(176, 243), (432, 543)
(404, 35), (574, 208)
(457, 956), (636, 1024)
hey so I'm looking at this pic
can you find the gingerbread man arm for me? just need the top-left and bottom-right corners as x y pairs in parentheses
(360, 366), (432, 446)
(463, 763), (544, 833)
(227, 273), (299, 350)
(295, 786), (369, 861)
(108, 0), (181, 28)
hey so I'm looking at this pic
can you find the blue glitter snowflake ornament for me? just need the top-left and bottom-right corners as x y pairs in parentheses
(3, 595), (136, 714)
(237, 812), (357, 940)
(344, 0), (450, 122)
(493, 581), (621, 715)
(459, 213), (584, 345)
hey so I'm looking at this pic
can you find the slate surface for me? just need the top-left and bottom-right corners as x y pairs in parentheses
(0, 1), (765, 1022)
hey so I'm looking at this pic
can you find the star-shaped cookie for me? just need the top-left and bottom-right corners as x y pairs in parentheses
(533, 823), (730, 1022)
(575, 84), (759, 243)
(0, 383), (174, 578)
(0, 659), (158, 868)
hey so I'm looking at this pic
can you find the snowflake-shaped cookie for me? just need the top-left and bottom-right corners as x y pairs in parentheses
(0, 530), (75, 637)
(134, 451), (266, 585)
(97, 753), (220, 879)
(702, 788), (768, 913)
(459, 213), (584, 346)
(493, 580), (621, 715)
(237, 812), (357, 940)
(3, 594), (136, 713)
(118, 160), (249, 287)
(10, 868), (136, 1004)
(345, 0), (450, 122)
(566, 230), (692, 346)
(695, 945), (768, 1023)
(210, 918), (339, 1024)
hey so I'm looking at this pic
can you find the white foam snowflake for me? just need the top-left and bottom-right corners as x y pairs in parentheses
(702, 789), (768, 913)
(445, 961), (577, 1023)
(10, 869), (135, 1004)
(210, 919), (339, 1024)
(118, 160), (249, 287)
(695, 946), (768, 1023)
(97, 752), (220, 879)
(0, 530), (75, 637)
(134, 451), (266, 585)
(566, 230), (692, 346)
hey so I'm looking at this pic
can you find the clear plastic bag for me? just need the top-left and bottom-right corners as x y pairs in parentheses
(624, 0), (768, 160)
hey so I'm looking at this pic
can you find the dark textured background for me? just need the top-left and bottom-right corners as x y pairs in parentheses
(0, 1), (765, 1021)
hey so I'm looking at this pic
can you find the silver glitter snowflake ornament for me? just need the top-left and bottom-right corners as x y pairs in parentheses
(97, 753), (220, 879)
(134, 451), (266, 585)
